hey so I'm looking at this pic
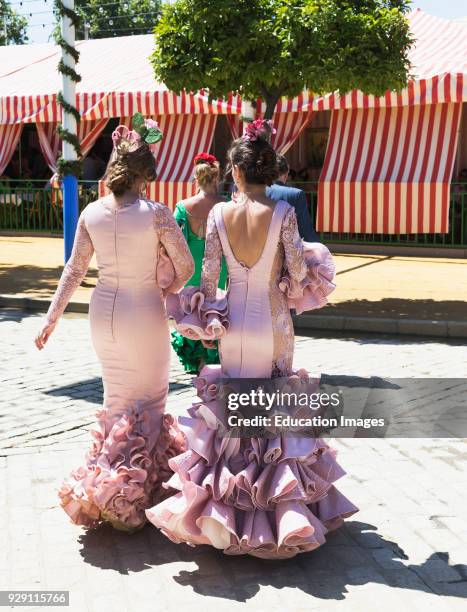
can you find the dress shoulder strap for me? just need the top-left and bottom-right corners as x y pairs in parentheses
(174, 202), (189, 240)
(213, 203), (235, 260)
(260, 199), (290, 263)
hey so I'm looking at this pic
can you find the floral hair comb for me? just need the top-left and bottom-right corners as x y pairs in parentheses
(242, 118), (276, 142)
(193, 153), (218, 166)
(132, 112), (163, 144)
(112, 113), (163, 149)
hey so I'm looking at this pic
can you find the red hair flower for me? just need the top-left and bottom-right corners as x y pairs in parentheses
(194, 153), (218, 166)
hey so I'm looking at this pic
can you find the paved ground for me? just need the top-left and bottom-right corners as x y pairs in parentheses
(1, 235), (467, 320)
(1, 309), (466, 611)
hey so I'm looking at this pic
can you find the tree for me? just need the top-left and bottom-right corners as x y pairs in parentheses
(0, 0), (28, 45)
(73, 0), (161, 39)
(152, 0), (413, 119)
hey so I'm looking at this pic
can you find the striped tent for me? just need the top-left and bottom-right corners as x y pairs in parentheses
(317, 102), (461, 234)
(0, 9), (465, 222)
(315, 10), (467, 234)
(0, 35), (242, 207)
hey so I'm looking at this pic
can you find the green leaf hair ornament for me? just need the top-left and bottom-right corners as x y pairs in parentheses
(132, 112), (163, 145)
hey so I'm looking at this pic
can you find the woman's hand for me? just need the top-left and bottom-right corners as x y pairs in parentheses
(34, 320), (56, 350)
(201, 339), (216, 349)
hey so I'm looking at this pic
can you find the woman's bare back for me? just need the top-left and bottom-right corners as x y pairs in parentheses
(183, 193), (226, 237)
(222, 195), (277, 268)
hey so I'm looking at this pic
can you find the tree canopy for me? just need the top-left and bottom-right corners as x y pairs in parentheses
(0, 0), (28, 45)
(73, 0), (161, 39)
(152, 0), (413, 119)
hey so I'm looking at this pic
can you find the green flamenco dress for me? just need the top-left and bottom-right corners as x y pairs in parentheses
(171, 202), (228, 373)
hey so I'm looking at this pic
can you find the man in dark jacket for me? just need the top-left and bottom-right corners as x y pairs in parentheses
(267, 155), (320, 242)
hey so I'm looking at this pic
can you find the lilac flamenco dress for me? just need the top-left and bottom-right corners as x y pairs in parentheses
(45, 198), (194, 532)
(145, 200), (358, 558)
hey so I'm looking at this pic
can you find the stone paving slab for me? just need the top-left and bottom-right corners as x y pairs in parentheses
(0, 309), (466, 611)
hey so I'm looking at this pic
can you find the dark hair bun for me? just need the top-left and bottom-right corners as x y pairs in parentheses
(228, 137), (278, 186)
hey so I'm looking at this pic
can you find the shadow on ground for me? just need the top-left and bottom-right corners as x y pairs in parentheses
(294, 328), (467, 346)
(0, 264), (97, 297)
(44, 378), (192, 404)
(303, 298), (467, 321)
(44, 378), (104, 404)
(78, 521), (467, 602)
(1, 264), (466, 322)
(0, 307), (44, 323)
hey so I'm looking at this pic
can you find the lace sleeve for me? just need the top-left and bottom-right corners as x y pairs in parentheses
(154, 203), (194, 292)
(281, 205), (308, 283)
(200, 207), (223, 299)
(46, 213), (94, 325)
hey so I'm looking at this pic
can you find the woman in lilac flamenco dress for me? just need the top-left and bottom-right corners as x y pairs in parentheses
(146, 120), (358, 558)
(34, 117), (194, 532)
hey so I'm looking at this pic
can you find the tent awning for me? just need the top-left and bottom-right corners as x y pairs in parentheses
(0, 9), (466, 125)
(316, 102), (462, 234)
(299, 9), (467, 111)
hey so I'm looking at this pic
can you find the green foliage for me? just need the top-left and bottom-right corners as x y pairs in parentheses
(300, 0), (413, 97)
(152, 0), (412, 118)
(74, 0), (162, 39)
(0, 0), (28, 45)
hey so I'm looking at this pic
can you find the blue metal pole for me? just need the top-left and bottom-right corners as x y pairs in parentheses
(62, 174), (79, 262)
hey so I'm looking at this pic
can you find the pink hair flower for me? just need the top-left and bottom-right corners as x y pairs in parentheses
(111, 114), (163, 151)
(242, 118), (276, 142)
(111, 125), (141, 146)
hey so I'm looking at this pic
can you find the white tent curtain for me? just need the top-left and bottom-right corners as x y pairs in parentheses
(0, 124), (23, 176)
(36, 122), (60, 172)
(35, 119), (109, 173)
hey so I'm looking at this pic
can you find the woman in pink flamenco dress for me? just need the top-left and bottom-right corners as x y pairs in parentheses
(145, 120), (358, 558)
(34, 117), (194, 532)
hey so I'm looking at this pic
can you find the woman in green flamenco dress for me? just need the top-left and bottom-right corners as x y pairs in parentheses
(171, 153), (228, 373)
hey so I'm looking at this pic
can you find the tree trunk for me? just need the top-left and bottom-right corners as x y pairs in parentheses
(264, 93), (280, 120)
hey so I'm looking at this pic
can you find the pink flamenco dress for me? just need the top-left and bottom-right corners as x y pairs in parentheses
(145, 200), (358, 558)
(45, 197), (194, 532)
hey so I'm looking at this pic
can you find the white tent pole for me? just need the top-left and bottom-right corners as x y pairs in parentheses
(60, 0), (79, 263)
(61, 0), (77, 165)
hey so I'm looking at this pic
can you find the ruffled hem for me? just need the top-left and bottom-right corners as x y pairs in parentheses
(279, 241), (336, 314)
(146, 481), (357, 559)
(145, 366), (358, 558)
(166, 286), (229, 341)
(171, 331), (220, 374)
(59, 409), (186, 532)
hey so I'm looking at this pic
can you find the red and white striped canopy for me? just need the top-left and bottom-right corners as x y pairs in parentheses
(313, 10), (467, 235)
(300, 9), (467, 111)
(316, 102), (462, 234)
(0, 35), (242, 124)
(0, 9), (466, 125)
